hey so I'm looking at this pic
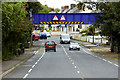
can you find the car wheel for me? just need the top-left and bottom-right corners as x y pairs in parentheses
(78, 48), (80, 51)
(45, 49), (47, 52)
(69, 48), (71, 50)
(54, 49), (56, 52)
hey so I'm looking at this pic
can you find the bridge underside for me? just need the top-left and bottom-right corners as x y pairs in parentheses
(40, 22), (83, 24)
(32, 13), (100, 24)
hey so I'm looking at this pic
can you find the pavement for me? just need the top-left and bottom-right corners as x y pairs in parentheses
(1, 36), (119, 79)
(1, 43), (41, 77)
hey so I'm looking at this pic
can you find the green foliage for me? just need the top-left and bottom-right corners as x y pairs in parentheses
(39, 5), (49, 13)
(94, 2), (120, 52)
(77, 2), (86, 11)
(88, 25), (96, 43)
(77, 2), (83, 10)
(76, 28), (79, 32)
(26, 2), (49, 13)
(88, 25), (95, 35)
(2, 2), (33, 60)
(87, 5), (92, 10)
(80, 30), (88, 33)
(54, 8), (60, 13)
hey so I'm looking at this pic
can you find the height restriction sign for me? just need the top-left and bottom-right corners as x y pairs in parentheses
(60, 15), (66, 21)
(52, 15), (59, 21)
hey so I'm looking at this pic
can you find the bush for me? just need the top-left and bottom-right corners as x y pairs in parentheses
(76, 28), (79, 32)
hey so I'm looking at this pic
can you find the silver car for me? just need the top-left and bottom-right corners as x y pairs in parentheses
(46, 32), (51, 37)
(69, 43), (80, 50)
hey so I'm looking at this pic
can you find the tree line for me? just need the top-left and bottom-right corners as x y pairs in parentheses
(2, 2), (49, 60)
(77, 2), (120, 53)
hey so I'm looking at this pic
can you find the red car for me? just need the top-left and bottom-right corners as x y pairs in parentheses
(32, 34), (39, 40)
(45, 41), (57, 52)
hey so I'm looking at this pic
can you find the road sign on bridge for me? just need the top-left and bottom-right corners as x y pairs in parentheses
(32, 13), (100, 24)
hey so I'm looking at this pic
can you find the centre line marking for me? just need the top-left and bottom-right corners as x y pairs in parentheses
(60, 44), (85, 78)
(35, 51), (39, 54)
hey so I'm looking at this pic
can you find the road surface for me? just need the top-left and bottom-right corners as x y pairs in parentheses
(3, 36), (118, 79)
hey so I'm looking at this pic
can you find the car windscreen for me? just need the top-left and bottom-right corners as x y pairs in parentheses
(46, 42), (55, 45)
(62, 35), (70, 39)
(71, 43), (78, 45)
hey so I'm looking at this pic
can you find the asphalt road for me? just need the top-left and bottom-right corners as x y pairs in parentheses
(3, 36), (118, 79)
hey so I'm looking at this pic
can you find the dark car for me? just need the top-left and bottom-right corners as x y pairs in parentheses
(45, 41), (57, 52)
(40, 32), (47, 39)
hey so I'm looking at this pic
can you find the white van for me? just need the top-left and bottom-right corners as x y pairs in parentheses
(60, 34), (70, 44)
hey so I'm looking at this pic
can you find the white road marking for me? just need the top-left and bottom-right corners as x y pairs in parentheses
(35, 62), (38, 65)
(79, 45), (119, 67)
(102, 59), (107, 62)
(35, 51), (39, 54)
(28, 69), (32, 73)
(108, 61), (113, 64)
(32, 65), (35, 68)
(60, 44), (85, 78)
(114, 64), (119, 67)
(23, 49), (45, 79)
(37, 59), (40, 62)
(95, 56), (98, 57)
(77, 71), (80, 73)
(74, 66), (77, 68)
(23, 74), (29, 79)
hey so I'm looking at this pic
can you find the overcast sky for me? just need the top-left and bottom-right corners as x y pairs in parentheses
(38, 0), (77, 9)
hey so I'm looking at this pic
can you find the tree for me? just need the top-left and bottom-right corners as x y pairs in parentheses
(77, 2), (86, 11)
(92, 2), (120, 53)
(88, 25), (95, 43)
(25, 2), (49, 13)
(54, 8), (60, 13)
(2, 2), (33, 60)
(39, 5), (49, 13)
(76, 28), (79, 32)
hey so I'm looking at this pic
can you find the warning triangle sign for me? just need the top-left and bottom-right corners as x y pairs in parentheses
(60, 15), (66, 21)
(52, 15), (59, 21)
